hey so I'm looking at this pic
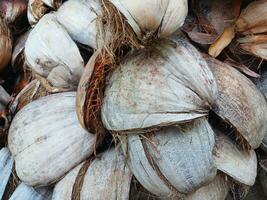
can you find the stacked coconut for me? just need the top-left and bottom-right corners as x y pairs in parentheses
(1, 0), (267, 199)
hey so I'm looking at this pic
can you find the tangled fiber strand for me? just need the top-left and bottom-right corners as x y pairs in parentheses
(83, 0), (142, 143)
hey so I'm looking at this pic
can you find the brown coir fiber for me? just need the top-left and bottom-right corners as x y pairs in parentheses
(83, 0), (143, 143)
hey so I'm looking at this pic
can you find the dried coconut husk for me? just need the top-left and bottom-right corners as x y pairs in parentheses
(9, 183), (53, 200)
(8, 92), (97, 186)
(0, 18), (12, 72)
(205, 55), (267, 149)
(0, 148), (14, 199)
(208, 0), (267, 59)
(77, 3), (143, 140)
(0, 0), (27, 25)
(119, 118), (216, 198)
(52, 148), (132, 200)
(214, 130), (257, 186)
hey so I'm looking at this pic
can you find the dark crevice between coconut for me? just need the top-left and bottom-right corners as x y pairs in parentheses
(208, 110), (251, 151)
(227, 177), (250, 200)
(129, 177), (160, 200)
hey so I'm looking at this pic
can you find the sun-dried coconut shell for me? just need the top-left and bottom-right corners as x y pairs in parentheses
(9, 183), (52, 200)
(52, 148), (132, 200)
(8, 92), (96, 186)
(56, 0), (100, 49)
(186, 174), (229, 200)
(109, 0), (188, 39)
(0, 18), (12, 72)
(205, 56), (267, 149)
(0, 148), (14, 199)
(101, 37), (217, 132)
(120, 118), (216, 198)
(214, 131), (257, 186)
(25, 13), (84, 90)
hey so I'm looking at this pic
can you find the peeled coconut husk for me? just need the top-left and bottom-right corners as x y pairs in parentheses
(8, 92), (97, 186)
(205, 55), (267, 149)
(0, 17), (12, 72)
(27, 0), (61, 26)
(9, 183), (52, 200)
(0, 148), (14, 199)
(52, 148), (132, 200)
(56, 0), (101, 49)
(100, 36), (217, 133)
(214, 130), (257, 186)
(120, 118), (216, 198)
(24, 13), (84, 91)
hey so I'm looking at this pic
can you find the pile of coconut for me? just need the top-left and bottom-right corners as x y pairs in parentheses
(1, 0), (267, 199)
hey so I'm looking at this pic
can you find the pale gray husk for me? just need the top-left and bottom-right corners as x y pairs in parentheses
(102, 37), (217, 133)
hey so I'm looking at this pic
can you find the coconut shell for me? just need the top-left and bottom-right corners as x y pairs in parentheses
(8, 92), (97, 186)
(120, 118), (216, 198)
(9, 183), (52, 200)
(24, 13), (84, 90)
(186, 174), (229, 200)
(214, 131), (257, 186)
(56, 0), (100, 49)
(0, 148), (14, 199)
(52, 148), (132, 200)
(52, 162), (83, 200)
(101, 37), (217, 133)
(110, 0), (188, 39)
(205, 56), (267, 149)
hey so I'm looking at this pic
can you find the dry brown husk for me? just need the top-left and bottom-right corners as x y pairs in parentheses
(205, 55), (267, 149)
(0, 17), (12, 72)
(0, 0), (27, 25)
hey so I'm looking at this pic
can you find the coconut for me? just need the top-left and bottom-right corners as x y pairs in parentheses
(24, 13), (84, 90)
(8, 92), (97, 186)
(56, 0), (101, 49)
(99, 36), (217, 133)
(52, 148), (132, 200)
(120, 118), (216, 198)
